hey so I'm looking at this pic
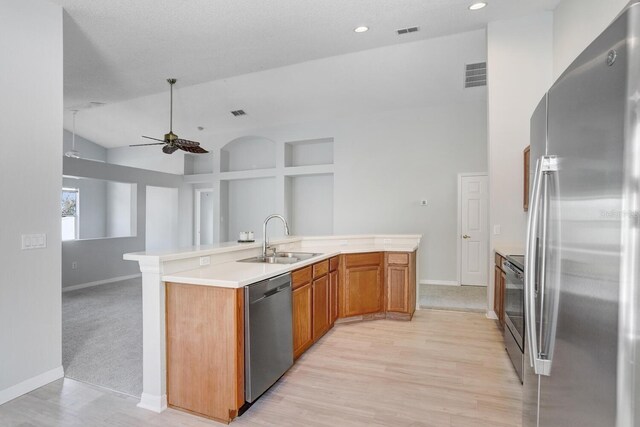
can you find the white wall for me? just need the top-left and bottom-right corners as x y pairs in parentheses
(107, 145), (185, 175)
(145, 186), (179, 251)
(63, 129), (107, 162)
(106, 181), (137, 237)
(487, 13), (554, 311)
(553, 0), (630, 79)
(62, 158), (186, 288)
(0, 0), (63, 403)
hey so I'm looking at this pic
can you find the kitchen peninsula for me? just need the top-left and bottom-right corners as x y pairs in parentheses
(124, 234), (421, 423)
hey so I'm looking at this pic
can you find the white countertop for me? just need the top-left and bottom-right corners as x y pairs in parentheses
(494, 244), (524, 258)
(159, 240), (420, 288)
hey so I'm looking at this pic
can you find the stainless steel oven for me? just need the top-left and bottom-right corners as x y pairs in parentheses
(503, 255), (524, 383)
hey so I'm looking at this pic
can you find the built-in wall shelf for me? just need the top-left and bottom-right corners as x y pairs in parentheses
(285, 138), (334, 168)
(219, 168), (278, 182)
(187, 134), (336, 245)
(220, 136), (276, 173)
(283, 164), (334, 177)
(184, 153), (214, 175)
(184, 173), (215, 184)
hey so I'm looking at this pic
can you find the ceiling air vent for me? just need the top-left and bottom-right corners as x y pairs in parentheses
(464, 62), (487, 88)
(396, 26), (419, 35)
(231, 109), (246, 117)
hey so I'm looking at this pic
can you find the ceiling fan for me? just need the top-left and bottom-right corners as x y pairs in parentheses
(130, 78), (209, 155)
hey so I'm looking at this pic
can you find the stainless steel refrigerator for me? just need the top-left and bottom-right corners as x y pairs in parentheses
(525, 1), (640, 426)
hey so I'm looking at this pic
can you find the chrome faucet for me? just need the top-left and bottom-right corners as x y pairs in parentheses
(262, 214), (290, 258)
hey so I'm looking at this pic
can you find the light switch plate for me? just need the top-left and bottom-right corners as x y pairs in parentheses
(199, 256), (211, 266)
(22, 233), (47, 250)
(420, 199), (428, 206)
(493, 225), (501, 235)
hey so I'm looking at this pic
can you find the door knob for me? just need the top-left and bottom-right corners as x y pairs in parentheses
(462, 235), (471, 239)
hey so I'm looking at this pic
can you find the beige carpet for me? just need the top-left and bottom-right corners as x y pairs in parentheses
(62, 277), (142, 397)
(419, 284), (487, 312)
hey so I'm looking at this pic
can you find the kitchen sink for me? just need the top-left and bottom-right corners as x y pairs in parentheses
(238, 252), (322, 264)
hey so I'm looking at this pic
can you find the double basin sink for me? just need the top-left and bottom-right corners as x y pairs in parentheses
(238, 252), (321, 265)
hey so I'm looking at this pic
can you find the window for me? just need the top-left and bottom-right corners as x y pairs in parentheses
(61, 188), (78, 241)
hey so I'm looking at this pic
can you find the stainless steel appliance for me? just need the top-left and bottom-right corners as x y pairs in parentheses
(244, 273), (293, 403)
(524, 2), (640, 425)
(503, 255), (524, 383)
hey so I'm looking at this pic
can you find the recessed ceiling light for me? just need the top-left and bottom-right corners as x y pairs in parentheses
(469, 2), (487, 10)
(354, 26), (369, 33)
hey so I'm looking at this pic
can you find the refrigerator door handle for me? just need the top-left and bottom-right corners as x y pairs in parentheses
(525, 155), (557, 376)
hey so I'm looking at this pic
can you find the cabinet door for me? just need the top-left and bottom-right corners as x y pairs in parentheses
(343, 265), (383, 317)
(329, 269), (338, 324)
(386, 265), (410, 313)
(293, 282), (313, 359)
(312, 275), (330, 340)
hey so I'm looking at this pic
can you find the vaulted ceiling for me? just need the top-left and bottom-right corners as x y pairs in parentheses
(52, 0), (560, 109)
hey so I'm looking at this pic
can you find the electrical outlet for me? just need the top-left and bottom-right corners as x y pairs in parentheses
(494, 225), (501, 235)
(71, 262), (78, 270)
(200, 256), (211, 266)
(384, 238), (392, 244)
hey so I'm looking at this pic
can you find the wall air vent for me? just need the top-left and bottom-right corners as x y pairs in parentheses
(464, 62), (487, 88)
(396, 26), (419, 35)
(231, 110), (246, 117)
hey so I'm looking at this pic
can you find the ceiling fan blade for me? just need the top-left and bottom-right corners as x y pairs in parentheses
(162, 145), (179, 154)
(129, 142), (165, 147)
(174, 138), (201, 147)
(142, 135), (167, 142)
(179, 145), (209, 154)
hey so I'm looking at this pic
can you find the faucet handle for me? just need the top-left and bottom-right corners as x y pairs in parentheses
(265, 246), (277, 257)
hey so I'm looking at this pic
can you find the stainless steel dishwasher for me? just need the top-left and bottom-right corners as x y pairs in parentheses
(244, 272), (293, 403)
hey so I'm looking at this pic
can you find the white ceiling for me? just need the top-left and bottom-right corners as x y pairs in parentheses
(53, 0), (560, 108)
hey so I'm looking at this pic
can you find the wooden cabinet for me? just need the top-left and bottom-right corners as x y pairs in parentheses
(312, 275), (330, 340)
(292, 266), (313, 359)
(524, 145), (530, 211)
(165, 283), (244, 423)
(384, 252), (416, 319)
(329, 256), (339, 325)
(494, 254), (506, 329)
(339, 252), (384, 318)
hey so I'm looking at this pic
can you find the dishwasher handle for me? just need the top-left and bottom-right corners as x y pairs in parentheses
(250, 284), (290, 304)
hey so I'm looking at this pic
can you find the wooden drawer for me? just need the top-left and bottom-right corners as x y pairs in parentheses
(292, 266), (312, 289)
(329, 256), (339, 272)
(495, 252), (504, 268)
(344, 252), (383, 268)
(387, 252), (409, 265)
(313, 260), (329, 279)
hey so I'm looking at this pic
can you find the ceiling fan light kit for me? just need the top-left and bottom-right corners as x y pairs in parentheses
(129, 78), (209, 155)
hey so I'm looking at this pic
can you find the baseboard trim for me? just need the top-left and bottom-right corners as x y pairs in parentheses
(0, 365), (64, 405)
(62, 274), (141, 292)
(138, 392), (168, 413)
(419, 280), (459, 286)
(486, 310), (498, 320)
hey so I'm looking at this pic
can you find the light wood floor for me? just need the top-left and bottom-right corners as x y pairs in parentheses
(0, 310), (522, 427)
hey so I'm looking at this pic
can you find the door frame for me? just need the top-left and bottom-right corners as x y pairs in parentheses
(194, 187), (214, 245)
(456, 173), (489, 287)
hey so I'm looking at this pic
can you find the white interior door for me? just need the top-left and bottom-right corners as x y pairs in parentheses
(459, 175), (488, 286)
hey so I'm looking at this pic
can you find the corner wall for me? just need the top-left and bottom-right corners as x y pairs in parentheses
(487, 12), (554, 313)
(0, 0), (64, 404)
